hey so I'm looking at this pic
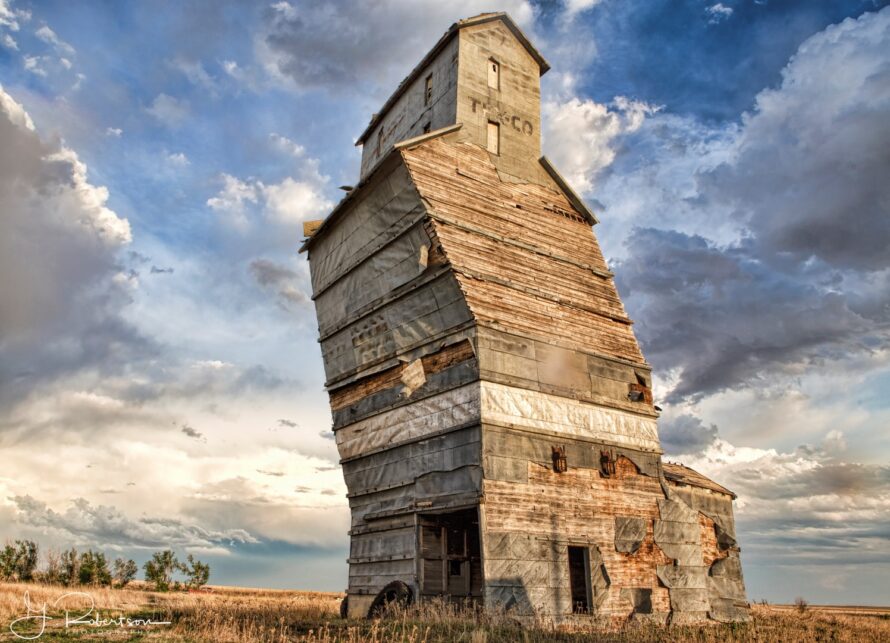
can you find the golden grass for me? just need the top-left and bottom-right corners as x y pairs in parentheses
(1, 582), (888, 642)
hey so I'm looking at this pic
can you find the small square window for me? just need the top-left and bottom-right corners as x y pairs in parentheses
(487, 121), (499, 155)
(424, 74), (433, 106)
(488, 59), (500, 90)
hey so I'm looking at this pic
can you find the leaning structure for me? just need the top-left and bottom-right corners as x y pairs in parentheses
(301, 12), (749, 624)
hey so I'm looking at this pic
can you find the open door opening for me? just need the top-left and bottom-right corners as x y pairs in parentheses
(419, 508), (482, 603)
(568, 546), (591, 614)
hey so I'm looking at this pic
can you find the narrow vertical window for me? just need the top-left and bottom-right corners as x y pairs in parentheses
(376, 131), (383, 157)
(424, 74), (433, 106)
(487, 121), (499, 155)
(488, 59), (500, 90)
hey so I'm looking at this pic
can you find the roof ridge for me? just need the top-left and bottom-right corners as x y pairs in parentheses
(355, 13), (549, 146)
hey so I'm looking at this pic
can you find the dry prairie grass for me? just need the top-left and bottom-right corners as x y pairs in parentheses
(1, 582), (888, 642)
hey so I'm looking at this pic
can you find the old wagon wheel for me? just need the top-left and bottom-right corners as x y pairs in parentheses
(367, 581), (413, 618)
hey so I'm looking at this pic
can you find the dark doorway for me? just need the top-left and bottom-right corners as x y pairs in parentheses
(568, 546), (591, 613)
(419, 508), (482, 602)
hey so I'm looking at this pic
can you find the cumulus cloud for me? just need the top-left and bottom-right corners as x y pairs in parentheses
(10, 495), (257, 551)
(606, 9), (890, 401)
(543, 96), (660, 194)
(0, 84), (144, 408)
(699, 9), (890, 272)
(1, 33), (16, 50)
(260, 0), (535, 91)
(677, 436), (890, 570)
(207, 147), (332, 229)
(146, 93), (189, 127)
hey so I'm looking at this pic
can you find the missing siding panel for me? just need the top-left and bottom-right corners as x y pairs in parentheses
(399, 358), (427, 398)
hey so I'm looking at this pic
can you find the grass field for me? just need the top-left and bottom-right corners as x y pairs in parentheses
(1, 581), (888, 642)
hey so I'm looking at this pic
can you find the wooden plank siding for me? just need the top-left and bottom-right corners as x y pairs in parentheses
(401, 138), (646, 366)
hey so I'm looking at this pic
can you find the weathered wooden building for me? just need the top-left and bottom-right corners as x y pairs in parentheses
(301, 12), (749, 624)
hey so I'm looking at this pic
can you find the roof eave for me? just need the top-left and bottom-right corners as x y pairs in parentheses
(539, 156), (599, 226)
(300, 124), (463, 253)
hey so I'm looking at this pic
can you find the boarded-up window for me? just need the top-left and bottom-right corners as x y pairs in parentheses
(487, 121), (499, 155)
(488, 59), (500, 90)
(424, 74), (433, 106)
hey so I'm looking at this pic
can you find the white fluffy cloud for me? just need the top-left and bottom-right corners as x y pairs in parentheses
(543, 95), (660, 194)
(0, 85), (131, 354)
(207, 141), (332, 228)
(146, 92), (189, 127)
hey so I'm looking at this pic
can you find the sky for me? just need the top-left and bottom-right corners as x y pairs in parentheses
(0, 0), (888, 605)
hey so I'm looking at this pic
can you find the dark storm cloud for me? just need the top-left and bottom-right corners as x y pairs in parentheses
(659, 414), (718, 454)
(695, 9), (890, 272)
(612, 9), (890, 401)
(614, 228), (876, 401)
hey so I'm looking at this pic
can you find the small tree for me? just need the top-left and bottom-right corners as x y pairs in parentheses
(42, 549), (63, 585)
(0, 540), (39, 581)
(0, 542), (16, 581)
(179, 554), (210, 590)
(15, 541), (39, 581)
(144, 550), (179, 592)
(794, 596), (808, 613)
(79, 550), (112, 586)
(113, 557), (138, 588)
(60, 548), (80, 586)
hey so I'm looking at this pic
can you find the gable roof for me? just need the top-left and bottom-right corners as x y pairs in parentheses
(355, 12), (549, 146)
